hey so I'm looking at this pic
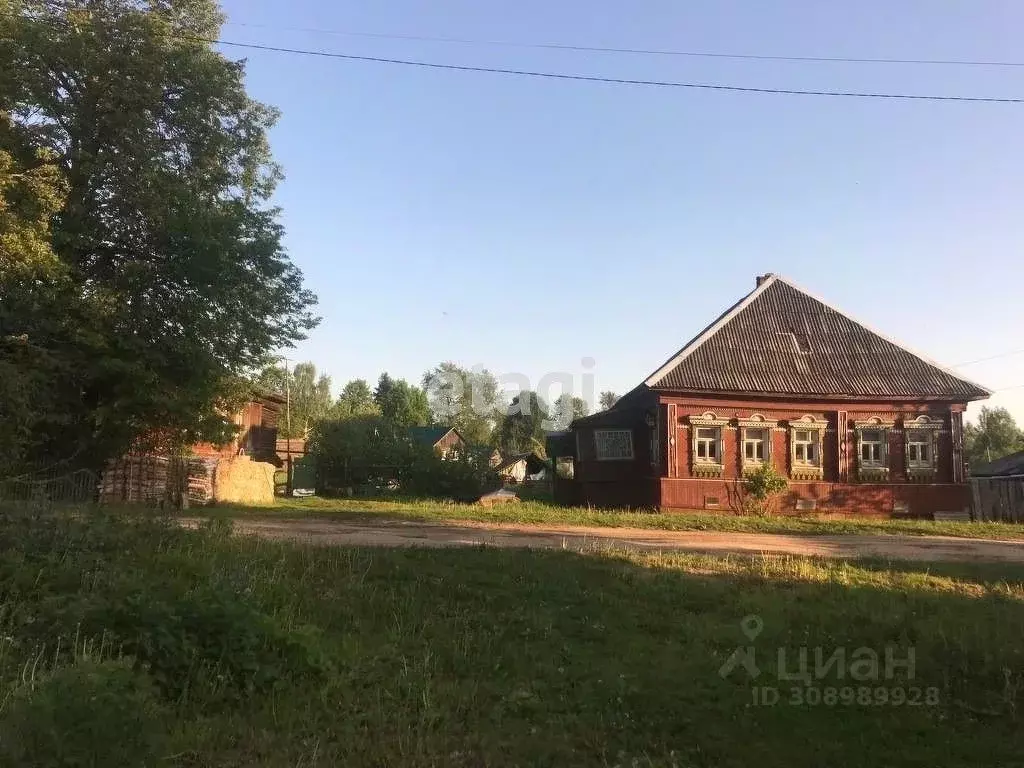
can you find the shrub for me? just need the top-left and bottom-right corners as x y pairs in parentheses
(741, 462), (788, 516)
(0, 659), (167, 768)
(402, 446), (501, 502)
(310, 416), (419, 491)
(311, 418), (500, 500)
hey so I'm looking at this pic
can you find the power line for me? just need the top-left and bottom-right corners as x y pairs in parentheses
(954, 349), (1024, 367)
(224, 22), (1024, 70)
(204, 38), (1024, 104)
(17, 14), (1024, 103)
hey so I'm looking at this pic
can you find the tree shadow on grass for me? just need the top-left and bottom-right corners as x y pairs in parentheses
(7, 509), (1023, 768)
(237, 540), (1024, 768)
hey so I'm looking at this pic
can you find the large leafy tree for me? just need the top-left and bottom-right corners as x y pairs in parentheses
(599, 391), (619, 411)
(373, 373), (430, 428)
(332, 379), (379, 420)
(551, 393), (589, 431)
(0, 143), (68, 475)
(965, 406), (1024, 470)
(0, 0), (317, 472)
(496, 391), (549, 457)
(422, 362), (500, 445)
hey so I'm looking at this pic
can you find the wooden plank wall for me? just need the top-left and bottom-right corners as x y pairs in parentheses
(971, 477), (1024, 523)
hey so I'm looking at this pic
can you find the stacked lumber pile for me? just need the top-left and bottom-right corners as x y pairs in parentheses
(99, 455), (216, 507)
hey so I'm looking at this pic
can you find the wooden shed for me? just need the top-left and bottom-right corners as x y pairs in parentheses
(971, 451), (1024, 522)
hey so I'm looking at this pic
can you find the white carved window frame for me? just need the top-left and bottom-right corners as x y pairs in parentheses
(789, 415), (826, 479)
(738, 414), (777, 469)
(594, 428), (634, 461)
(855, 417), (894, 479)
(904, 415), (942, 472)
(689, 412), (729, 472)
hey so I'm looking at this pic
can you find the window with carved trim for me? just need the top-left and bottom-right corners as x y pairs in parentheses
(793, 429), (820, 465)
(906, 430), (933, 467)
(595, 429), (633, 461)
(742, 428), (768, 463)
(860, 429), (885, 465)
(695, 427), (721, 463)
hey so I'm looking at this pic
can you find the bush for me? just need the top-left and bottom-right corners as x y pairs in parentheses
(0, 659), (167, 768)
(310, 416), (419, 491)
(402, 446), (501, 502)
(741, 462), (788, 516)
(311, 418), (500, 501)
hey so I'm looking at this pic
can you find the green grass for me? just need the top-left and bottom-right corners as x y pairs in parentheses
(219, 495), (1024, 541)
(2, 506), (1024, 766)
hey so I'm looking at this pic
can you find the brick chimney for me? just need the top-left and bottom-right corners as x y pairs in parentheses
(756, 273), (775, 288)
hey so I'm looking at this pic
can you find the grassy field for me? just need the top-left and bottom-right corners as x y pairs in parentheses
(2, 506), (1024, 767)
(221, 495), (1024, 541)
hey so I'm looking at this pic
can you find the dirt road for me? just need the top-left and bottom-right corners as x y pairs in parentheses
(205, 516), (1024, 563)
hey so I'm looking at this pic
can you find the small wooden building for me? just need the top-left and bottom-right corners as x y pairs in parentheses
(192, 393), (285, 465)
(494, 452), (547, 484)
(100, 394), (285, 505)
(552, 274), (990, 517)
(407, 426), (467, 459)
(971, 451), (1024, 522)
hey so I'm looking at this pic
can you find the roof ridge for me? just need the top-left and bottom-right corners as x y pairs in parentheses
(644, 274), (780, 386)
(771, 275), (991, 396)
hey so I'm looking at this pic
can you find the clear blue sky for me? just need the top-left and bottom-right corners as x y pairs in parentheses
(218, 0), (1024, 422)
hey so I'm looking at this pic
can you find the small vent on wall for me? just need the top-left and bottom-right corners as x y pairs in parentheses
(795, 498), (817, 512)
(704, 496), (721, 509)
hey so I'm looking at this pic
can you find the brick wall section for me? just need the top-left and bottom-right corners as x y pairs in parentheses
(659, 478), (971, 517)
(659, 394), (968, 516)
(662, 395), (958, 482)
(566, 393), (970, 515)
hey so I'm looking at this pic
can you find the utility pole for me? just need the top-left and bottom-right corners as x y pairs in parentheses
(284, 357), (292, 440)
(284, 357), (293, 497)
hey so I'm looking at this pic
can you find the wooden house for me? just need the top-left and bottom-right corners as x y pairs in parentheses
(551, 274), (990, 517)
(407, 426), (467, 459)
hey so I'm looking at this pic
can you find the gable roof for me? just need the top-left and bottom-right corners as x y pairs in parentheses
(407, 426), (464, 447)
(644, 275), (990, 401)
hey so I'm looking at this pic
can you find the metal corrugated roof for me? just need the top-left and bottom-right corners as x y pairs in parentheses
(646, 276), (990, 400)
(971, 451), (1024, 477)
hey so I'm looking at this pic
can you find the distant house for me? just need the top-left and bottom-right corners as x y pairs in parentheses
(407, 426), (467, 459)
(550, 274), (990, 516)
(494, 452), (548, 484)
